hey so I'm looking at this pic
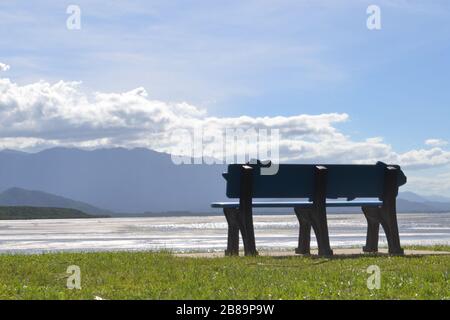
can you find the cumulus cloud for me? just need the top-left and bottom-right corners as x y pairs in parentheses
(1, 76), (450, 169)
(0, 63), (10, 72)
(425, 138), (448, 147)
(406, 170), (450, 196)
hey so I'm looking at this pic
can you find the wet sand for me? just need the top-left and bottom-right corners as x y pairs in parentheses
(0, 213), (449, 253)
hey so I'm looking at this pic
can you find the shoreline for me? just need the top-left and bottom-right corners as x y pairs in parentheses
(1, 213), (448, 254)
(1, 245), (450, 257)
(2, 211), (450, 221)
(175, 247), (450, 258)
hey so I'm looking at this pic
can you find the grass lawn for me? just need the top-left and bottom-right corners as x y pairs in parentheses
(0, 246), (448, 300)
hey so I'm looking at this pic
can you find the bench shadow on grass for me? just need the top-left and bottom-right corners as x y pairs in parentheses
(244, 253), (428, 268)
(266, 252), (428, 261)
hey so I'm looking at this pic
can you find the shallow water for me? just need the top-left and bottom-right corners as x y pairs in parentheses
(0, 213), (449, 253)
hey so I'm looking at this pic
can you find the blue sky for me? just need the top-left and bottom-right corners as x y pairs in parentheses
(1, 0), (450, 196)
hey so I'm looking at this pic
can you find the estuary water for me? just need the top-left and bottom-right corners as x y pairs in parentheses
(0, 213), (449, 253)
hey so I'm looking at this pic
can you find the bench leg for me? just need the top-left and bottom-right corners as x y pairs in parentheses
(309, 166), (333, 257)
(294, 208), (312, 255)
(237, 203), (258, 256)
(310, 206), (333, 256)
(380, 202), (404, 255)
(362, 206), (380, 253)
(238, 165), (258, 256)
(223, 208), (240, 256)
(379, 166), (404, 255)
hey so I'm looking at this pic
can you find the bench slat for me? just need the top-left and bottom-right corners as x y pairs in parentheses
(224, 162), (407, 199)
(211, 200), (382, 209)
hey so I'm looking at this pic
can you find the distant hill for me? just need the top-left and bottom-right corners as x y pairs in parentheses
(396, 199), (448, 213)
(399, 191), (450, 203)
(398, 191), (450, 213)
(0, 147), (225, 213)
(398, 191), (429, 203)
(0, 206), (107, 220)
(0, 147), (448, 214)
(0, 187), (111, 215)
(424, 195), (450, 202)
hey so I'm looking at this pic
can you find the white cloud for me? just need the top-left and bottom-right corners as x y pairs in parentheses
(392, 148), (450, 169)
(406, 170), (450, 197)
(425, 138), (448, 147)
(1, 76), (450, 170)
(0, 63), (10, 72)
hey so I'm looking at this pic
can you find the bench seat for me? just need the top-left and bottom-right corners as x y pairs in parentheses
(211, 200), (382, 209)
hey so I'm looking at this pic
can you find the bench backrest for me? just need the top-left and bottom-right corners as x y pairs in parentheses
(223, 162), (407, 199)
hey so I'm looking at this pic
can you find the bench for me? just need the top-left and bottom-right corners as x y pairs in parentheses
(211, 161), (407, 256)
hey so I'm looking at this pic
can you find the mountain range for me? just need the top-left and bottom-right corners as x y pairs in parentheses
(0, 187), (110, 215)
(0, 147), (449, 215)
(0, 147), (225, 213)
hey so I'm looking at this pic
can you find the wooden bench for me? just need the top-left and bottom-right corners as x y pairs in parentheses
(211, 161), (407, 256)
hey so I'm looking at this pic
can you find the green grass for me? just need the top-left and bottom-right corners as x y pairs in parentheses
(0, 247), (449, 300)
(404, 245), (450, 252)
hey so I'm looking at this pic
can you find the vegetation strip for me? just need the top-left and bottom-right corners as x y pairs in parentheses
(0, 246), (448, 299)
